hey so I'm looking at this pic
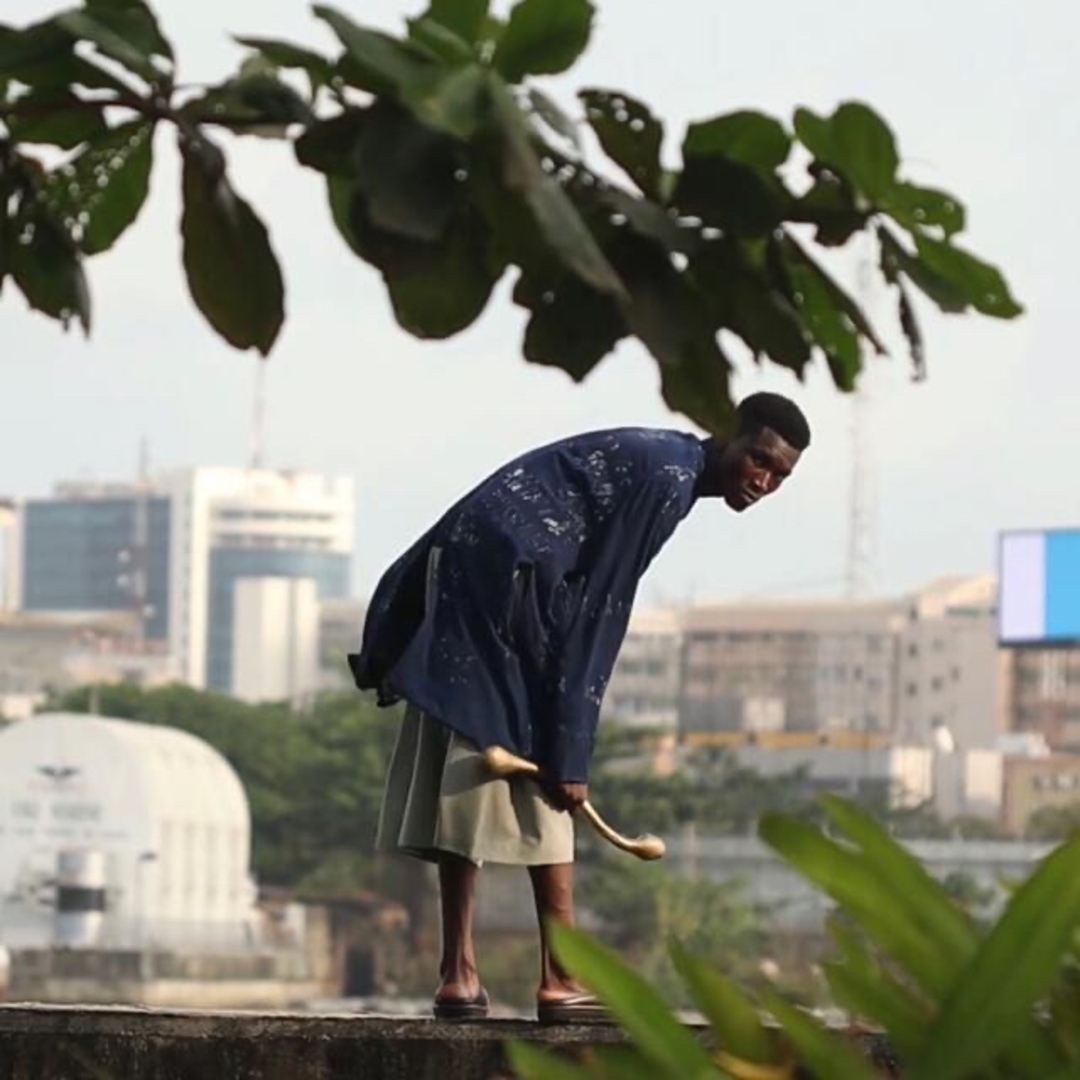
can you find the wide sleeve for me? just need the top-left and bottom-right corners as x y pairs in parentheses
(537, 471), (698, 782)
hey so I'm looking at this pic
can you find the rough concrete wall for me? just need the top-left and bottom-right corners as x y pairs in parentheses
(0, 1004), (901, 1079)
(0, 1005), (627, 1080)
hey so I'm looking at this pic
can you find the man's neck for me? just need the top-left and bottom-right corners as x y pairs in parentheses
(695, 438), (728, 498)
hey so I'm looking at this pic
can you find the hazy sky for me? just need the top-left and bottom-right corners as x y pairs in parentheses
(4, 0), (1075, 605)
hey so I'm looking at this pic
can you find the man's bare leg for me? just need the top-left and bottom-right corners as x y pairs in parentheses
(436, 854), (482, 1001)
(528, 862), (587, 1002)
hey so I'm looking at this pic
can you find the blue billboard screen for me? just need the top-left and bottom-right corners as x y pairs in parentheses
(1000, 529), (1080, 645)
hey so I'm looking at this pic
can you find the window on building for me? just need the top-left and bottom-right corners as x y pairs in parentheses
(906, 682), (918, 697)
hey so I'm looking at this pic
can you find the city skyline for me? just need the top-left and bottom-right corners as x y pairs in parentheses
(4, 0), (1074, 607)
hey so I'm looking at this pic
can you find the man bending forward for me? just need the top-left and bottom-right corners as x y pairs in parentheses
(349, 392), (810, 1022)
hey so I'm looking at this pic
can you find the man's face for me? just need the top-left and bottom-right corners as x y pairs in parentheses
(722, 427), (801, 512)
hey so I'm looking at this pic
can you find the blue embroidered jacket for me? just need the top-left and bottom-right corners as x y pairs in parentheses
(348, 428), (706, 781)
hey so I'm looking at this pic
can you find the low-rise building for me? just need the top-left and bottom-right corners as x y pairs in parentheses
(1001, 753), (1080, 835)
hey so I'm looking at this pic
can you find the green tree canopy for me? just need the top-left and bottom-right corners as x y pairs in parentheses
(1, 0), (1021, 433)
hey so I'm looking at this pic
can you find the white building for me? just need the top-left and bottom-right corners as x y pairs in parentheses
(0, 713), (256, 950)
(231, 577), (319, 707)
(13, 468), (354, 700)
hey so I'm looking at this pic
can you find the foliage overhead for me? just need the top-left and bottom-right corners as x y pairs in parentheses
(0, 0), (1021, 432)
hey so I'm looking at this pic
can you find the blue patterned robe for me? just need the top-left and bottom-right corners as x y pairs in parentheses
(348, 428), (706, 781)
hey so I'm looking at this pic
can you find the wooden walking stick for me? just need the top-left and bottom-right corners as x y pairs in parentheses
(482, 746), (666, 861)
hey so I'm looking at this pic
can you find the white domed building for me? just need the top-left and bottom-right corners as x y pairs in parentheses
(0, 713), (257, 950)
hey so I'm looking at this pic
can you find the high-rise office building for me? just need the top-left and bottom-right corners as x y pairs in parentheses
(14, 468), (354, 700)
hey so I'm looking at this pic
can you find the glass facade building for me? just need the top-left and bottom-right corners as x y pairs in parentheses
(21, 497), (171, 641)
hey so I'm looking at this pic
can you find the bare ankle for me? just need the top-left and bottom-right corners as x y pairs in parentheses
(537, 974), (585, 1002)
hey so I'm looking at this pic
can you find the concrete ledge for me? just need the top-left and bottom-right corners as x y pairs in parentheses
(0, 1004), (626, 1080)
(0, 1004), (901, 1079)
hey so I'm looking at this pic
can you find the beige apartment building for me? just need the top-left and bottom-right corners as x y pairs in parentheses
(608, 575), (1006, 750)
(679, 598), (902, 737)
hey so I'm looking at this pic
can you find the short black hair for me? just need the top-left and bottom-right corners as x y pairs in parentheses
(736, 392), (811, 450)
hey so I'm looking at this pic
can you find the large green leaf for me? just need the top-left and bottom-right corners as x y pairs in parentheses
(295, 109), (367, 176)
(824, 961), (927, 1062)
(494, 0), (594, 83)
(10, 197), (91, 333)
(795, 102), (898, 201)
(233, 36), (333, 98)
(878, 225), (968, 313)
(778, 238), (862, 390)
(820, 796), (977, 966)
(792, 107), (834, 162)
(683, 110), (790, 174)
(690, 239), (810, 375)
(425, 0), (490, 44)
(406, 17), (475, 64)
(759, 813), (957, 998)
(764, 995), (878, 1080)
(342, 185), (502, 339)
(407, 62), (488, 141)
(326, 175), (363, 257)
(580, 88), (663, 200)
(610, 234), (734, 429)
(790, 166), (867, 247)
(830, 102), (898, 199)
(881, 181), (965, 238)
(506, 1041), (597, 1080)
(913, 835), (1080, 1080)
(529, 87), (582, 153)
(823, 922), (931, 1060)
(1046, 1068), (1080, 1080)
(586, 1045), (671, 1080)
(179, 140), (284, 355)
(914, 234), (1022, 318)
(351, 103), (463, 242)
(895, 275), (925, 379)
(314, 5), (435, 98)
(669, 941), (776, 1068)
(6, 89), (108, 148)
(45, 120), (154, 254)
(184, 73), (313, 132)
(56, 8), (169, 86)
(656, 338), (734, 438)
(0, 18), (73, 75)
(592, 186), (695, 254)
(233, 35), (331, 74)
(674, 154), (786, 238)
(84, 0), (173, 60)
(548, 922), (717, 1078)
(2, 43), (135, 96)
(517, 270), (625, 380)
(490, 76), (626, 301)
(315, 5), (485, 140)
